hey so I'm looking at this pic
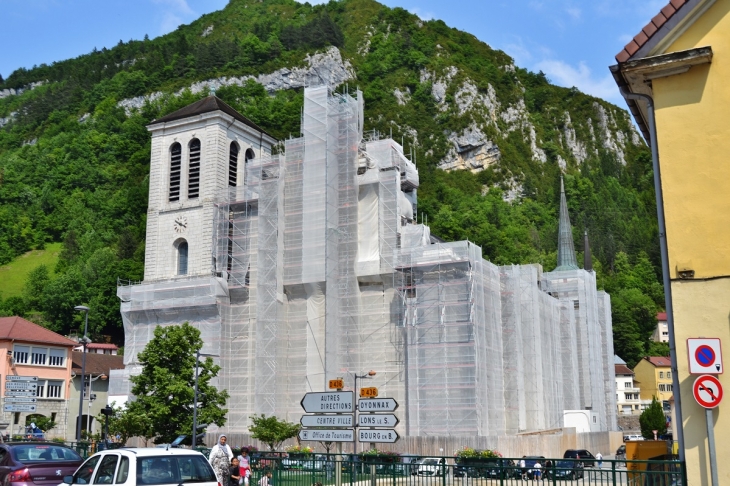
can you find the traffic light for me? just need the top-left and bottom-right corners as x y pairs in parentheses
(101, 406), (114, 416)
(194, 423), (208, 446)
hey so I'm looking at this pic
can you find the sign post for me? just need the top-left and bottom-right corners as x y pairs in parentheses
(693, 374), (723, 486)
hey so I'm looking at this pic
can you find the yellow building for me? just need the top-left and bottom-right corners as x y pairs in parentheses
(612, 0), (730, 483)
(633, 356), (674, 402)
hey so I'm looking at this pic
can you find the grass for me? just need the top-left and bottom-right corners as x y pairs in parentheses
(0, 242), (62, 300)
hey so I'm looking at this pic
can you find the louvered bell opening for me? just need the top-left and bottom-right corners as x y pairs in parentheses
(169, 143), (182, 202)
(229, 143), (239, 187)
(188, 139), (201, 199)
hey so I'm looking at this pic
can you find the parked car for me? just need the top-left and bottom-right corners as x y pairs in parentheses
(624, 434), (644, 442)
(60, 448), (217, 486)
(563, 449), (596, 467)
(616, 445), (626, 462)
(414, 458), (448, 477)
(0, 442), (83, 486)
(478, 459), (521, 480)
(546, 459), (584, 480)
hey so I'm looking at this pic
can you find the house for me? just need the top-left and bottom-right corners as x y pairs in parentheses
(611, 0), (730, 479)
(633, 356), (673, 404)
(0, 316), (76, 439)
(74, 343), (119, 355)
(66, 352), (124, 440)
(615, 363), (644, 415)
(650, 312), (668, 343)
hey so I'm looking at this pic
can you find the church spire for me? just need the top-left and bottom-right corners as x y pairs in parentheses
(555, 176), (579, 271)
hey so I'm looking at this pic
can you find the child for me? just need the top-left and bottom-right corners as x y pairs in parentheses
(258, 471), (273, 486)
(229, 458), (242, 486)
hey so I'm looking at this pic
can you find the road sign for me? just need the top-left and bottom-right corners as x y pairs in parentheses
(5, 382), (37, 390)
(358, 413), (399, 428)
(6, 376), (38, 382)
(329, 379), (344, 390)
(360, 387), (378, 398)
(298, 428), (354, 442)
(300, 391), (354, 413)
(300, 414), (353, 428)
(688, 338), (723, 374)
(3, 404), (36, 412)
(693, 375), (723, 408)
(5, 391), (36, 397)
(358, 398), (398, 412)
(358, 429), (399, 443)
(5, 398), (37, 403)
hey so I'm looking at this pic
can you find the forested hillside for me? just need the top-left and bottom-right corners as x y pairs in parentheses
(0, 0), (665, 366)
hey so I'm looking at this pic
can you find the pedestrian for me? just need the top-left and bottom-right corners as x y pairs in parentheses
(258, 471), (273, 486)
(238, 450), (251, 486)
(533, 461), (542, 481)
(596, 452), (603, 468)
(230, 458), (242, 486)
(520, 457), (526, 480)
(209, 435), (233, 485)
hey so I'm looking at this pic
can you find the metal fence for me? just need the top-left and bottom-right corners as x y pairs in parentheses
(238, 453), (685, 486)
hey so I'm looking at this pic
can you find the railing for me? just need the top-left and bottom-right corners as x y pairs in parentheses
(230, 453), (686, 486)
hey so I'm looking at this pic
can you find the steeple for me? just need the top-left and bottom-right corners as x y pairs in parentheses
(555, 176), (579, 271)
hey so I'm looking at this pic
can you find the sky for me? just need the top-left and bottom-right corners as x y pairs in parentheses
(1, 0), (665, 105)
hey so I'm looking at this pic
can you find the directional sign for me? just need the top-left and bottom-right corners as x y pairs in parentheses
(693, 375), (723, 409)
(298, 428), (354, 442)
(300, 414), (353, 428)
(301, 391), (354, 413)
(6, 376), (38, 382)
(358, 429), (399, 443)
(5, 382), (37, 390)
(688, 338), (723, 374)
(358, 398), (398, 412)
(358, 413), (399, 428)
(5, 391), (36, 397)
(5, 398), (37, 403)
(4, 404), (36, 412)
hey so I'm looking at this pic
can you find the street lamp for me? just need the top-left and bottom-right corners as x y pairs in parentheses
(353, 370), (376, 454)
(74, 305), (90, 441)
(192, 350), (214, 447)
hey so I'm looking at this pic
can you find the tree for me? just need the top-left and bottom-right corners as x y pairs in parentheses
(95, 402), (149, 444)
(639, 397), (667, 440)
(129, 322), (228, 444)
(249, 414), (300, 451)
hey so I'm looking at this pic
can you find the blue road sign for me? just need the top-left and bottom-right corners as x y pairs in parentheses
(696, 345), (715, 367)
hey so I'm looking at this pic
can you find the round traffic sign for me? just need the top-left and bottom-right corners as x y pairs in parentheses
(695, 345), (716, 368)
(693, 375), (723, 409)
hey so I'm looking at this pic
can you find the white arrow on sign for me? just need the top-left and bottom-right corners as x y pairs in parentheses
(358, 398), (398, 412)
(358, 429), (399, 443)
(300, 391), (354, 413)
(358, 413), (399, 428)
(298, 428), (354, 442)
(4, 404), (37, 412)
(300, 414), (353, 428)
(5, 398), (37, 403)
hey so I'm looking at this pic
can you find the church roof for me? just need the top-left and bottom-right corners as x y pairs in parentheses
(150, 95), (275, 139)
(554, 177), (579, 271)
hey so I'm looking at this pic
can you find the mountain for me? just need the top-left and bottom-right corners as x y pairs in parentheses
(0, 0), (664, 367)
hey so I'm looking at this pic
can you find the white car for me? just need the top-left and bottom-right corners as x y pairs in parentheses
(60, 448), (218, 486)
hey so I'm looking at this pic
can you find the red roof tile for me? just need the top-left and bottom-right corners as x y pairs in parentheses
(615, 0), (689, 62)
(86, 343), (119, 350)
(657, 312), (667, 321)
(615, 364), (634, 375)
(71, 352), (125, 375)
(0, 316), (77, 347)
(645, 356), (672, 367)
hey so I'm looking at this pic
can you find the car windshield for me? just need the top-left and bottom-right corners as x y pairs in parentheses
(421, 459), (439, 466)
(137, 455), (216, 484)
(556, 461), (576, 467)
(12, 445), (82, 462)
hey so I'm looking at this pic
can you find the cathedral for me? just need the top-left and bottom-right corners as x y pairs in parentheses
(113, 86), (617, 437)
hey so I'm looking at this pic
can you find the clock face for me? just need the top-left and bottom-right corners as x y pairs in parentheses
(173, 216), (188, 233)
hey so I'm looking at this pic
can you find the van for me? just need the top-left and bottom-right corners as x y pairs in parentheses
(624, 434), (644, 442)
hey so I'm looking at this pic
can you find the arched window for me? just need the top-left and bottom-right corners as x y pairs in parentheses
(188, 139), (201, 199)
(245, 148), (255, 164)
(169, 143), (182, 202)
(229, 143), (239, 187)
(177, 240), (189, 275)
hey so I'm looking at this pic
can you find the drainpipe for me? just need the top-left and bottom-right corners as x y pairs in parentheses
(620, 88), (685, 462)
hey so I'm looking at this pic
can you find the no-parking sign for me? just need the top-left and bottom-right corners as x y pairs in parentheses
(688, 338), (723, 374)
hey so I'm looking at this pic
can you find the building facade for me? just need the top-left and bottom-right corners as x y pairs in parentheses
(615, 363), (643, 415)
(612, 0), (730, 480)
(633, 356), (673, 403)
(116, 87), (616, 437)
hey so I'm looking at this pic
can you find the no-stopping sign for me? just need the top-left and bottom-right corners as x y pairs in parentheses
(688, 338), (723, 374)
(693, 375), (723, 409)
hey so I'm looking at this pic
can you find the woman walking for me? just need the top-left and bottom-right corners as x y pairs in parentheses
(209, 435), (234, 485)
